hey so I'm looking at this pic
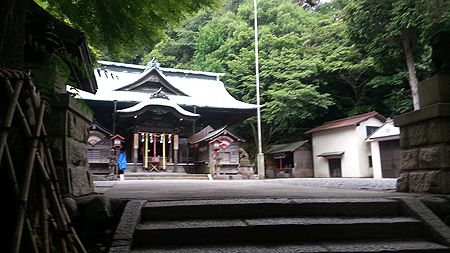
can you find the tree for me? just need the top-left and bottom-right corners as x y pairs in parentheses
(0, 0), (222, 69)
(194, 0), (335, 148)
(342, 0), (450, 111)
(140, 11), (217, 69)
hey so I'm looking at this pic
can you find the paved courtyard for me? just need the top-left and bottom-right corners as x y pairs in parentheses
(95, 178), (422, 201)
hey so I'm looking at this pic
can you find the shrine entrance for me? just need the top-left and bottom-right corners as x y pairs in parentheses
(131, 132), (179, 171)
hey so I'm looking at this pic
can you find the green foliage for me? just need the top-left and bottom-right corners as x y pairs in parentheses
(37, 0), (450, 151)
(343, 0), (450, 78)
(140, 11), (217, 68)
(193, 0), (337, 147)
(25, 25), (93, 114)
(37, 0), (222, 58)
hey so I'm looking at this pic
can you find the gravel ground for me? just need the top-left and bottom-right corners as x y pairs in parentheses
(261, 178), (398, 191)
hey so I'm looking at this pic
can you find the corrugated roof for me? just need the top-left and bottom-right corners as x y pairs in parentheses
(305, 112), (386, 134)
(265, 140), (309, 154)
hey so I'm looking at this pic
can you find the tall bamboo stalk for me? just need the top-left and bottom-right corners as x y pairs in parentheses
(5, 144), (39, 253)
(39, 179), (50, 253)
(11, 100), (46, 253)
(0, 78), (23, 165)
(4, 69), (87, 253)
(35, 152), (78, 253)
(26, 80), (87, 253)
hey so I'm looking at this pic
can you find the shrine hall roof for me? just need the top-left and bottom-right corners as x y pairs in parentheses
(76, 61), (259, 111)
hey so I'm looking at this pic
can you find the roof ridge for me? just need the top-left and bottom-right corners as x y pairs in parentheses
(305, 111), (386, 135)
(324, 111), (378, 125)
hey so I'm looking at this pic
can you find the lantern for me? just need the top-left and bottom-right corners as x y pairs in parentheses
(111, 134), (125, 149)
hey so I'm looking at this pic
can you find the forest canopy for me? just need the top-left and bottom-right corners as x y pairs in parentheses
(33, 0), (450, 152)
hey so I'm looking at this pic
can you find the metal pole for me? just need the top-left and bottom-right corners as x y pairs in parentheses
(112, 100), (117, 134)
(254, 0), (265, 179)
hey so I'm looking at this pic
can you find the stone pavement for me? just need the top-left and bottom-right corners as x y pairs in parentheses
(95, 178), (424, 201)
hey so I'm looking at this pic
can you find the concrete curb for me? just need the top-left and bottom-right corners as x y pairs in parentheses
(398, 197), (450, 246)
(109, 200), (147, 253)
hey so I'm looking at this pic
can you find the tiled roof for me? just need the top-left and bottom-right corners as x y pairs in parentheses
(76, 61), (258, 110)
(265, 140), (309, 154)
(305, 112), (386, 134)
(191, 126), (245, 144)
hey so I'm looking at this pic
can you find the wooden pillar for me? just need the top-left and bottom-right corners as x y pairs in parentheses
(174, 135), (179, 172)
(133, 133), (138, 172)
(144, 133), (148, 169)
(162, 134), (166, 170)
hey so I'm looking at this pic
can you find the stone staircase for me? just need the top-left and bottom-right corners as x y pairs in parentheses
(110, 198), (450, 252)
(124, 172), (209, 180)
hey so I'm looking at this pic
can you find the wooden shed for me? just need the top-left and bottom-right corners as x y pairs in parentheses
(189, 126), (245, 175)
(265, 141), (313, 178)
(86, 121), (114, 176)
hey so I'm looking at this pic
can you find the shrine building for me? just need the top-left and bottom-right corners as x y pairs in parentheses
(78, 60), (258, 175)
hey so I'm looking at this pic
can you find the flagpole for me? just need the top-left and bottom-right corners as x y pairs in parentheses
(254, 0), (264, 179)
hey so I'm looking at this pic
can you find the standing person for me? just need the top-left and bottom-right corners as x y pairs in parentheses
(118, 151), (127, 180)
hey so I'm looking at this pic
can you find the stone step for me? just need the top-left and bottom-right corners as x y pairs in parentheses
(108, 198), (450, 252)
(124, 172), (209, 180)
(141, 198), (401, 221)
(134, 216), (422, 246)
(131, 239), (450, 252)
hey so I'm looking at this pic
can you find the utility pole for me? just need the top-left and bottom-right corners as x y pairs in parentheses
(254, 0), (265, 179)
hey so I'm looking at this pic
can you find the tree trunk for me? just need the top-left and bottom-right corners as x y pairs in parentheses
(401, 28), (420, 110)
(0, 0), (31, 69)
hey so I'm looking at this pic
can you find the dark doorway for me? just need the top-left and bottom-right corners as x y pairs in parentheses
(328, 158), (342, 178)
(379, 140), (400, 178)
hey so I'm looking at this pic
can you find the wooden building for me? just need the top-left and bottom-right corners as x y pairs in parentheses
(86, 121), (114, 177)
(189, 126), (245, 175)
(265, 141), (313, 178)
(78, 60), (258, 173)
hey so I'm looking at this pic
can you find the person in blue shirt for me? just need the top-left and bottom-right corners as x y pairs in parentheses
(118, 151), (127, 180)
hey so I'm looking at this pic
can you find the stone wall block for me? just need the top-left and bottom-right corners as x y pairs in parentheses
(408, 170), (450, 194)
(70, 166), (94, 196)
(400, 149), (419, 170)
(408, 171), (434, 193)
(419, 144), (450, 170)
(419, 146), (441, 169)
(396, 173), (409, 192)
(67, 138), (88, 167)
(441, 118), (450, 143)
(44, 110), (65, 136)
(408, 123), (428, 147)
(442, 170), (450, 194)
(68, 111), (90, 142)
(428, 119), (440, 144)
(49, 138), (64, 162)
(428, 118), (450, 144)
(399, 128), (409, 149)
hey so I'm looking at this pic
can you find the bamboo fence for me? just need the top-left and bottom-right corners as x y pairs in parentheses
(0, 69), (86, 253)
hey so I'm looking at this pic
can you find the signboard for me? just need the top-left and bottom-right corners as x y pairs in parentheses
(274, 153), (287, 159)
(210, 137), (233, 149)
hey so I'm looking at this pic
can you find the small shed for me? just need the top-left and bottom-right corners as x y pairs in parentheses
(86, 121), (114, 175)
(265, 141), (313, 178)
(190, 126), (245, 175)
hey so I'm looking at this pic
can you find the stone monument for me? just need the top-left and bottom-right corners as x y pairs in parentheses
(238, 148), (255, 179)
(394, 31), (450, 194)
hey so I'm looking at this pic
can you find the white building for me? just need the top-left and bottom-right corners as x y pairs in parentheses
(305, 112), (386, 178)
(366, 119), (400, 179)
